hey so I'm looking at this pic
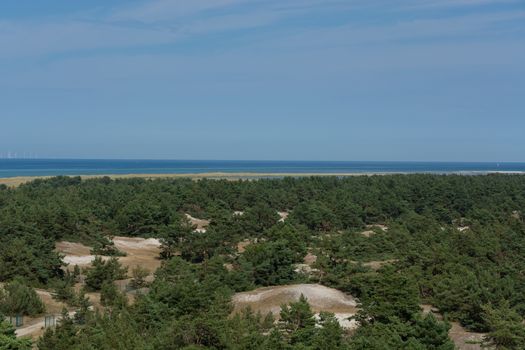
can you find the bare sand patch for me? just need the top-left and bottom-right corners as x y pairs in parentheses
(453, 218), (471, 233)
(34, 289), (68, 314)
(345, 259), (398, 270)
(294, 264), (319, 275)
(56, 241), (100, 267)
(57, 237), (161, 274)
(113, 237), (161, 251)
(55, 241), (91, 256)
(303, 252), (317, 265)
(360, 230), (375, 237)
(361, 259), (398, 270)
(331, 313), (357, 329)
(13, 290), (72, 339)
(15, 319), (46, 338)
(365, 224), (388, 232)
(185, 214), (210, 232)
(449, 322), (488, 350)
(17, 237), (161, 339)
(63, 255), (103, 265)
(277, 211), (289, 222)
(232, 284), (358, 329)
(15, 311), (76, 339)
(237, 239), (252, 253)
(421, 304), (489, 350)
(112, 236), (162, 272)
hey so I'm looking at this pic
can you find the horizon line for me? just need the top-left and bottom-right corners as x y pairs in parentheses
(1, 158), (525, 164)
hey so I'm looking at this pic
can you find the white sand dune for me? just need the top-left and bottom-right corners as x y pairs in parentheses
(233, 284), (358, 329)
(62, 255), (102, 265)
(185, 214), (210, 232)
(277, 211), (289, 222)
(113, 237), (161, 250)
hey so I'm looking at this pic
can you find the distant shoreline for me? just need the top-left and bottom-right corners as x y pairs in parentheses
(1, 171), (525, 187)
(2, 160), (525, 182)
(0, 173), (374, 187)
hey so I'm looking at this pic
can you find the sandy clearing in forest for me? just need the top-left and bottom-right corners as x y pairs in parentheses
(237, 239), (252, 253)
(34, 289), (68, 314)
(185, 214), (210, 232)
(294, 264), (319, 275)
(21, 237), (161, 339)
(55, 241), (91, 256)
(344, 259), (398, 270)
(303, 252), (317, 265)
(112, 237), (161, 250)
(361, 259), (398, 270)
(360, 230), (375, 237)
(277, 211), (289, 222)
(448, 323), (488, 350)
(295, 251), (319, 275)
(55, 241), (100, 267)
(13, 290), (72, 339)
(232, 284), (358, 329)
(63, 255), (104, 265)
(331, 313), (357, 329)
(365, 224), (388, 232)
(112, 236), (162, 272)
(15, 311), (76, 338)
(56, 236), (162, 273)
(15, 321), (45, 338)
(421, 304), (489, 350)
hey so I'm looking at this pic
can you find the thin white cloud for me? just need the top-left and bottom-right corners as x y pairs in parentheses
(111, 0), (249, 22)
(406, 0), (519, 8)
(110, 0), (362, 23)
(0, 20), (180, 58)
(0, 0), (522, 60)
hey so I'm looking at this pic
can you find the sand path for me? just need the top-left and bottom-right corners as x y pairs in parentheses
(15, 311), (76, 338)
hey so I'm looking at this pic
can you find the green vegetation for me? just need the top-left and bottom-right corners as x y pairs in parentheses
(0, 174), (524, 348)
(84, 257), (128, 291)
(130, 266), (150, 289)
(0, 279), (45, 316)
(90, 236), (126, 257)
(482, 301), (525, 349)
(100, 281), (127, 309)
(0, 319), (32, 350)
(241, 239), (298, 286)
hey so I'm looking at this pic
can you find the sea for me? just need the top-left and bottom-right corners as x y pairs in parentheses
(1, 159), (525, 178)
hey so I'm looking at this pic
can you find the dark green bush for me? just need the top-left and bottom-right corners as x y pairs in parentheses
(0, 279), (45, 316)
(84, 257), (127, 291)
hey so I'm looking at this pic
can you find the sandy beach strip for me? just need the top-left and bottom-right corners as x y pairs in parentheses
(0, 172), (387, 187)
(1, 171), (524, 187)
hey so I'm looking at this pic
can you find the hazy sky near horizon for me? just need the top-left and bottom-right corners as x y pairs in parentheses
(1, 0), (524, 161)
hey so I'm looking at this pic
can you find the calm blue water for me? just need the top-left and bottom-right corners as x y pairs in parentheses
(1, 159), (525, 178)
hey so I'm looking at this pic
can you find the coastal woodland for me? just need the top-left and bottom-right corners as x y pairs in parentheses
(1, 174), (525, 349)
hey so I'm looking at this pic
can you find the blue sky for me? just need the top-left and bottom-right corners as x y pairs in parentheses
(0, 0), (524, 161)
